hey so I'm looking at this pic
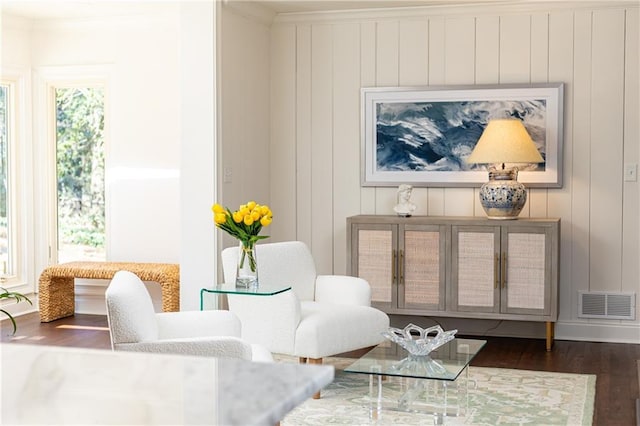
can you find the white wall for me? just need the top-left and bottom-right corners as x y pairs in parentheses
(180, 1), (216, 311)
(1, 5), (183, 313)
(27, 9), (182, 266)
(264, 1), (640, 342)
(178, 2), (272, 310)
(217, 3), (272, 251)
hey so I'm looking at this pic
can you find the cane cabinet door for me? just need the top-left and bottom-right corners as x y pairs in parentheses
(350, 223), (397, 311)
(500, 226), (553, 316)
(399, 224), (447, 311)
(451, 225), (501, 314)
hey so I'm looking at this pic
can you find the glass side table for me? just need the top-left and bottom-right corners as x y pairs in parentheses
(200, 283), (292, 310)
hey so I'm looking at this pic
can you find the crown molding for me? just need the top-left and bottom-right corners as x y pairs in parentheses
(222, 0), (276, 27)
(272, 1), (639, 24)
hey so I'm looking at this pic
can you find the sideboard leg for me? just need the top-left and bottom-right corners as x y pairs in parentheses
(546, 322), (555, 351)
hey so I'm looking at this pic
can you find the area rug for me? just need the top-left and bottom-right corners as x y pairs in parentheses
(278, 356), (596, 426)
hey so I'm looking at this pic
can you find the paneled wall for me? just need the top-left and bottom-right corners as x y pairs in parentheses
(263, 2), (639, 341)
(219, 5), (271, 250)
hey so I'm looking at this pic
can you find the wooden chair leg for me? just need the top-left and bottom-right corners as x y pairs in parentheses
(308, 358), (323, 399)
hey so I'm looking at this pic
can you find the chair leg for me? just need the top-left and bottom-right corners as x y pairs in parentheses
(299, 357), (307, 364)
(308, 358), (323, 399)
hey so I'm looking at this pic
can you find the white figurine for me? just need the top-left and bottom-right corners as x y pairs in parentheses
(394, 184), (417, 217)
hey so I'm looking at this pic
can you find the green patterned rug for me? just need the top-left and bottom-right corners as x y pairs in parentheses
(278, 357), (595, 426)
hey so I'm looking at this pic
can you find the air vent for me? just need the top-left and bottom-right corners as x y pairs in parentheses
(578, 291), (636, 320)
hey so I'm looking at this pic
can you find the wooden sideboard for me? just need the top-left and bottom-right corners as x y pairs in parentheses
(346, 215), (560, 350)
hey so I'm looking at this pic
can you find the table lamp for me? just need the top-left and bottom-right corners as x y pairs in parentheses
(466, 118), (544, 219)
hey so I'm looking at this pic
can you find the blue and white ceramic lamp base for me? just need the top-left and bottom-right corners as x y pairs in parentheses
(478, 168), (528, 220)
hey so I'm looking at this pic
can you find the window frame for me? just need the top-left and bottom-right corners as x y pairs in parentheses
(0, 67), (33, 294)
(33, 65), (111, 271)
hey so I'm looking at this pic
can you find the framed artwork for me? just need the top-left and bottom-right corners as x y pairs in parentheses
(361, 83), (564, 187)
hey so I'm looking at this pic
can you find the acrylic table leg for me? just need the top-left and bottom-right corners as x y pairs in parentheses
(546, 322), (555, 351)
(369, 365), (382, 422)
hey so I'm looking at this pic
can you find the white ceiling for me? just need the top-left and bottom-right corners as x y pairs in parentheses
(0, 0), (516, 20)
(0, 1), (173, 20)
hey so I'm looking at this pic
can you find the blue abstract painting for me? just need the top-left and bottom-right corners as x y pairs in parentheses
(375, 100), (547, 172)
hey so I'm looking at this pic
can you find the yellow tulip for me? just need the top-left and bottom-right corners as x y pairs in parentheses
(212, 201), (273, 238)
(260, 216), (272, 227)
(214, 213), (227, 224)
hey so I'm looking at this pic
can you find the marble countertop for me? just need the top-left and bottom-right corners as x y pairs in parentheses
(1, 343), (334, 425)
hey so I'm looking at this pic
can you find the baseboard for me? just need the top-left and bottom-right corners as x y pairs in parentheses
(1, 279), (165, 323)
(0, 293), (38, 323)
(555, 321), (640, 344)
(389, 315), (640, 344)
(75, 281), (163, 315)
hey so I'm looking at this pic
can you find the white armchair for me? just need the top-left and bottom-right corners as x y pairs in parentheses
(105, 270), (273, 362)
(221, 241), (389, 365)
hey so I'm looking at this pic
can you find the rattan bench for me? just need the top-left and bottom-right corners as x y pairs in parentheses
(38, 261), (180, 322)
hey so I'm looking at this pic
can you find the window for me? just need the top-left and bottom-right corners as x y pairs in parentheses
(54, 87), (106, 262)
(0, 83), (12, 276)
(0, 72), (27, 290)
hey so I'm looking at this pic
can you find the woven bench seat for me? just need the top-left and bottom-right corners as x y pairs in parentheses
(38, 261), (180, 323)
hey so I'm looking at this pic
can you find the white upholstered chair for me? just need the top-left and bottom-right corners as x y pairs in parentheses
(105, 270), (273, 362)
(221, 241), (389, 375)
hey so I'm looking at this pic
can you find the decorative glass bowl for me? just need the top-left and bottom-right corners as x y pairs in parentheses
(382, 324), (457, 356)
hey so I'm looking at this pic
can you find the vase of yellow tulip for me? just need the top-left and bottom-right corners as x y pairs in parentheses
(212, 201), (273, 288)
(236, 241), (258, 287)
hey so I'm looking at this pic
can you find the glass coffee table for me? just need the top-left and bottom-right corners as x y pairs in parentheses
(344, 338), (486, 423)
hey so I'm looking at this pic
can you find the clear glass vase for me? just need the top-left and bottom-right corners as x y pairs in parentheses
(236, 241), (258, 288)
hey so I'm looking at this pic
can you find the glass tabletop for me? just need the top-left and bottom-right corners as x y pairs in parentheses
(344, 338), (486, 381)
(199, 283), (292, 311)
(200, 283), (292, 296)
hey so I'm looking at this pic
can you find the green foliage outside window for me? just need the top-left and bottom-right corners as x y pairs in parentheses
(56, 88), (105, 249)
(0, 86), (8, 221)
(0, 85), (10, 270)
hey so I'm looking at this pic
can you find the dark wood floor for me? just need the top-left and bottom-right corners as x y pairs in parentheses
(2, 313), (639, 426)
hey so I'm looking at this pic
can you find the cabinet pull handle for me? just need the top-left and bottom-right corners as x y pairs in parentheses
(399, 249), (404, 284)
(392, 249), (397, 282)
(501, 252), (507, 288)
(494, 253), (499, 289)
